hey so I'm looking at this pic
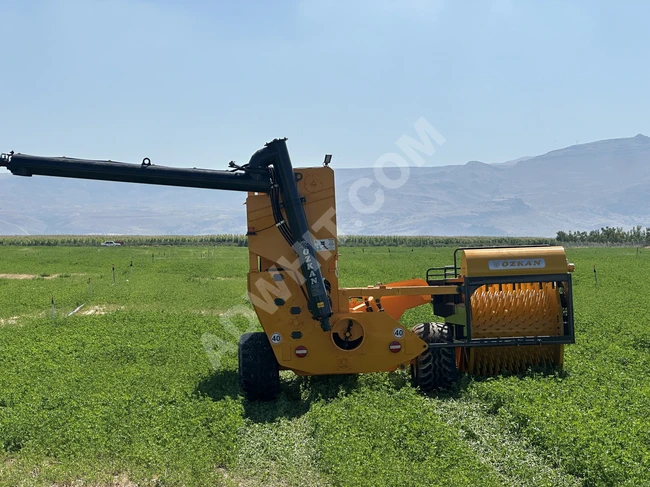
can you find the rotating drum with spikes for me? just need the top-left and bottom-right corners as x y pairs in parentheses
(465, 282), (564, 375)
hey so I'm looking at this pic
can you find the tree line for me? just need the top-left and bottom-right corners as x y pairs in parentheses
(338, 235), (553, 247)
(0, 234), (248, 247)
(0, 234), (553, 247)
(2, 227), (648, 247)
(555, 226), (650, 245)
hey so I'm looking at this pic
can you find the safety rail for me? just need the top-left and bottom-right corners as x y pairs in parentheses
(426, 265), (458, 281)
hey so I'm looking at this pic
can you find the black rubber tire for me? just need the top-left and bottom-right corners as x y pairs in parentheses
(238, 332), (280, 401)
(411, 322), (459, 391)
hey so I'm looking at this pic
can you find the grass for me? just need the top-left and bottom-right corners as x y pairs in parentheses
(0, 245), (648, 485)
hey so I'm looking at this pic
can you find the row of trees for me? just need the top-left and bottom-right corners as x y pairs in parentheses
(3, 228), (649, 247)
(0, 234), (554, 247)
(556, 226), (650, 245)
(0, 234), (248, 247)
(339, 235), (553, 247)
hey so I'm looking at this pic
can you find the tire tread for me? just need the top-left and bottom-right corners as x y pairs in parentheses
(411, 322), (458, 391)
(238, 332), (280, 401)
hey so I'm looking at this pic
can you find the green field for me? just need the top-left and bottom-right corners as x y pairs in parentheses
(0, 245), (648, 486)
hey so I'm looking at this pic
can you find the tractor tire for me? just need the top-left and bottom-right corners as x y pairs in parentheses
(238, 332), (280, 401)
(411, 322), (459, 391)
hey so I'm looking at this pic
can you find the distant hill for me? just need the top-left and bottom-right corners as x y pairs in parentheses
(2, 134), (650, 237)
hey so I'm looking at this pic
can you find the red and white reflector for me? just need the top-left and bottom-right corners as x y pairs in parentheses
(295, 346), (308, 358)
(389, 341), (402, 353)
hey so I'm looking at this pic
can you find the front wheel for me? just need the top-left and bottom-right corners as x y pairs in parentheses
(238, 332), (280, 401)
(411, 322), (459, 391)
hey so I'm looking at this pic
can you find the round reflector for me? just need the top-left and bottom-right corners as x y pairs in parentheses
(389, 341), (401, 353)
(295, 346), (308, 358)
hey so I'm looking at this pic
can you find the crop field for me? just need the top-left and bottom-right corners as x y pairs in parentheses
(0, 245), (649, 486)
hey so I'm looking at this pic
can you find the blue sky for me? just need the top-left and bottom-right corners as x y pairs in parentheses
(1, 0), (648, 169)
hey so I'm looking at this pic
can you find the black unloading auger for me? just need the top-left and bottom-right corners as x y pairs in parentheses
(0, 138), (333, 331)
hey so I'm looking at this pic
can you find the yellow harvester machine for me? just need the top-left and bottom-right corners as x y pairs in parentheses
(1, 139), (575, 400)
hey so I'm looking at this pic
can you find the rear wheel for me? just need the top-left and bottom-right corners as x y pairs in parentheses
(238, 332), (280, 401)
(411, 322), (459, 391)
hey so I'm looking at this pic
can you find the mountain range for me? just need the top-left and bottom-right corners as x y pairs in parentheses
(2, 134), (649, 237)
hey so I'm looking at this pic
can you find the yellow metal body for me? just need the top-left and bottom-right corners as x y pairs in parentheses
(246, 166), (431, 375)
(245, 165), (573, 377)
(461, 247), (572, 277)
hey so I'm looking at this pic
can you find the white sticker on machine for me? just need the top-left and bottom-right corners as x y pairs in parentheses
(270, 333), (282, 345)
(313, 238), (336, 252)
(488, 258), (546, 270)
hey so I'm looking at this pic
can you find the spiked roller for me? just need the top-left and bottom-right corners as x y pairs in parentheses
(467, 283), (564, 374)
